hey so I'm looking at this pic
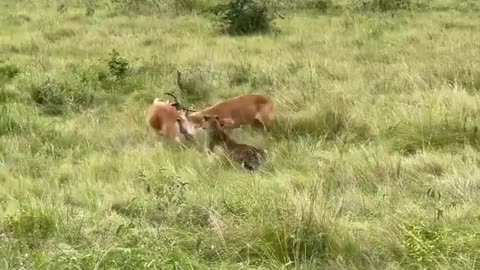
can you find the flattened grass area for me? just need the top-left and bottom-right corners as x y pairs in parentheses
(1, 0), (480, 269)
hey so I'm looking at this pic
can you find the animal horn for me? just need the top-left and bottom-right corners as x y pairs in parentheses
(165, 92), (182, 111)
(165, 92), (178, 103)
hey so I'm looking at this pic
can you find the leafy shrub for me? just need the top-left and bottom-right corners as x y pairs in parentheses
(74, 50), (145, 96)
(107, 49), (130, 81)
(213, 0), (276, 35)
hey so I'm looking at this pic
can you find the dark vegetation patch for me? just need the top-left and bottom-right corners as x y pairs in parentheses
(211, 0), (278, 36)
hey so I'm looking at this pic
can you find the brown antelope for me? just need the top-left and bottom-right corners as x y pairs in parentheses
(145, 98), (195, 143)
(171, 70), (275, 132)
(187, 93), (275, 131)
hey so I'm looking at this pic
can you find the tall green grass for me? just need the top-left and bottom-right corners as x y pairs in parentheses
(1, 0), (480, 269)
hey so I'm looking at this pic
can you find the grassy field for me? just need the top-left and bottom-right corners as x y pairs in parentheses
(1, 0), (480, 269)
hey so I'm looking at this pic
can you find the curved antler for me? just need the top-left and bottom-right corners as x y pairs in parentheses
(165, 92), (182, 111)
(165, 92), (179, 103)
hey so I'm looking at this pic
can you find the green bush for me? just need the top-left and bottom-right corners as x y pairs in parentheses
(213, 0), (276, 35)
(107, 49), (130, 81)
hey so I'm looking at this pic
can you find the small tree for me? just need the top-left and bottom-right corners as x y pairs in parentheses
(214, 0), (276, 35)
(107, 49), (129, 81)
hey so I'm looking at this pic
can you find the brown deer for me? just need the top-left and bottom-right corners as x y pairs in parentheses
(172, 70), (275, 132)
(145, 98), (195, 143)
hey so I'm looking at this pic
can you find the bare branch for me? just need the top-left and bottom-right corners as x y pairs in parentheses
(176, 69), (185, 95)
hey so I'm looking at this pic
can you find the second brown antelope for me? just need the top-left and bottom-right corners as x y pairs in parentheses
(172, 70), (275, 132)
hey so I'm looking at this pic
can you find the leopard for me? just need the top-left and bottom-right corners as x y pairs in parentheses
(201, 115), (267, 171)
